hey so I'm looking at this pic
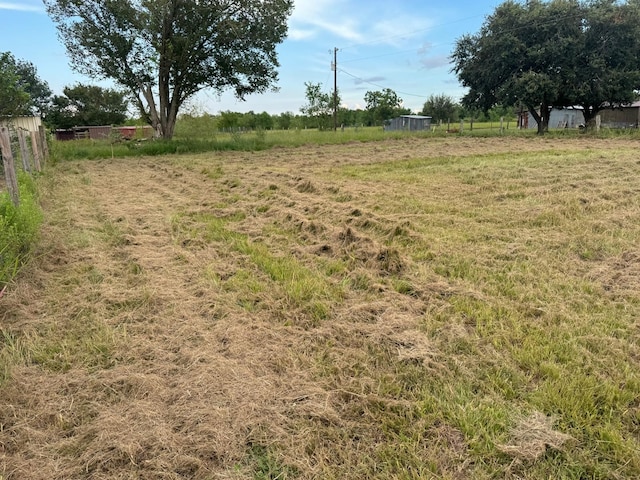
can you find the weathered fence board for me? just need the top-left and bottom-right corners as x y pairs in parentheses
(30, 130), (42, 172)
(38, 125), (49, 164)
(18, 129), (32, 173)
(0, 126), (20, 206)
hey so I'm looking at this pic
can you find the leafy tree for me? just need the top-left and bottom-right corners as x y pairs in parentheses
(47, 84), (128, 129)
(13, 59), (52, 117)
(421, 94), (459, 123)
(569, 0), (640, 127)
(276, 111), (293, 130)
(300, 82), (338, 130)
(45, 0), (293, 140)
(0, 52), (51, 117)
(0, 54), (30, 117)
(255, 111), (274, 130)
(364, 89), (409, 126)
(217, 111), (241, 131)
(452, 0), (640, 134)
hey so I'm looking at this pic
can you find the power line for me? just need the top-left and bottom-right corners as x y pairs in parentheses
(338, 68), (429, 99)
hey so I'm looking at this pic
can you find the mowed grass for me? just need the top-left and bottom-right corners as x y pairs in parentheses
(333, 147), (640, 477)
(1, 137), (640, 479)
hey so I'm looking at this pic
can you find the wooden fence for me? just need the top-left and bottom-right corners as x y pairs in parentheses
(0, 125), (49, 206)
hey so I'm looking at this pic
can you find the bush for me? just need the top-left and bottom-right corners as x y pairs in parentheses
(0, 172), (42, 288)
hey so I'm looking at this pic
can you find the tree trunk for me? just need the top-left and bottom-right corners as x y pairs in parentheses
(140, 85), (161, 137)
(528, 105), (546, 135)
(539, 102), (552, 135)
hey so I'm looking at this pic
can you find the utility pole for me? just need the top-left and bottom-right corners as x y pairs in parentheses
(332, 47), (338, 131)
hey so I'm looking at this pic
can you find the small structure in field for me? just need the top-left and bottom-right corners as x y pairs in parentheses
(384, 115), (432, 132)
(598, 101), (640, 128)
(526, 107), (585, 130)
(526, 102), (640, 130)
(54, 125), (154, 141)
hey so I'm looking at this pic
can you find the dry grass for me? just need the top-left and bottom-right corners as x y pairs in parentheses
(1, 136), (640, 479)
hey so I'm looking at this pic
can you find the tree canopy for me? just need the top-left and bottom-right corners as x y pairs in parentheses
(421, 94), (459, 123)
(364, 89), (409, 126)
(451, 0), (640, 134)
(45, 0), (293, 139)
(0, 52), (51, 117)
(300, 82), (340, 130)
(47, 84), (129, 129)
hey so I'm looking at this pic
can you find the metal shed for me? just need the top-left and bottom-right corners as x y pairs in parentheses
(526, 107), (585, 129)
(599, 101), (640, 128)
(385, 115), (432, 132)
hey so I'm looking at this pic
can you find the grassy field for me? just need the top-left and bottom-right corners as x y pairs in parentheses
(1, 135), (639, 479)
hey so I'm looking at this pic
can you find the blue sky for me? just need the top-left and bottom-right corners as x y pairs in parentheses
(0, 0), (501, 115)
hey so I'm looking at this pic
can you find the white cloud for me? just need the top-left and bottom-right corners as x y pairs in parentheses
(290, 0), (437, 48)
(0, 1), (43, 12)
(290, 0), (365, 42)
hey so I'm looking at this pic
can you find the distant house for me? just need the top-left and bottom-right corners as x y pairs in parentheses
(384, 115), (432, 132)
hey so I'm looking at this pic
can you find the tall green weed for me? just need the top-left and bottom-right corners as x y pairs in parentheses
(0, 172), (42, 288)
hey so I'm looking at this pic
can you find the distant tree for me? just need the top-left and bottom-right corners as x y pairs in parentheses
(218, 111), (241, 131)
(255, 111), (273, 130)
(487, 105), (516, 122)
(300, 82), (337, 130)
(276, 111), (293, 130)
(364, 89), (409, 126)
(452, 0), (640, 134)
(0, 52), (51, 117)
(45, 0), (293, 139)
(47, 84), (128, 129)
(421, 94), (459, 123)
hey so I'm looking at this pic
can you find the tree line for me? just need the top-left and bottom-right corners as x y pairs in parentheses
(1, 51), (486, 133)
(3, 0), (639, 138)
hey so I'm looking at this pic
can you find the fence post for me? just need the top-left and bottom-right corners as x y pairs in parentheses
(0, 126), (20, 206)
(18, 129), (32, 173)
(30, 131), (42, 172)
(38, 125), (49, 164)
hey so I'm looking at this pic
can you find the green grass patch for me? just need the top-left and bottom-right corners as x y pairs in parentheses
(0, 172), (43, 288)
(172, 211), (342, 323)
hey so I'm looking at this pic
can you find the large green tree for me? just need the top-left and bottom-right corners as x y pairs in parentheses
(45, 0), (293, 140)
(451, 0), (640, 134)
(0, 52), (51, 117)
(47, 84), (128, 129)
(421, 94), (459, 123)
(364, 89), (409, 126)
(569, 0), (640, 127)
